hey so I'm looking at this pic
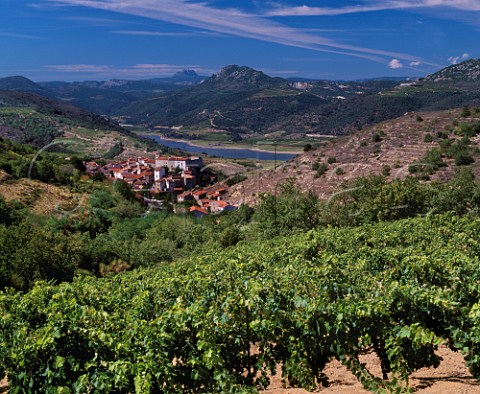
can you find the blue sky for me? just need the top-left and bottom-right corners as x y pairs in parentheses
(1, 0), (479, 81)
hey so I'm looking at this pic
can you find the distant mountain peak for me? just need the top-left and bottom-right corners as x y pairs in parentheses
(173, 69), (199, 78)
(216, 65), (264, 79)
(0, 75), (38, 88)
(0, 75), (52, 97)
(207, 65), (275, 88)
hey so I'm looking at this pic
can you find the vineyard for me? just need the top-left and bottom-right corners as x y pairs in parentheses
(1, 213), (480, 393)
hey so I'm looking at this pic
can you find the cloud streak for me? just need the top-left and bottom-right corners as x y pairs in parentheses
(112, 30), (223, 37)
(44, 63), (216, 78)
(266, 1), (480, 17)
(0, 31), (42, 40)
(46, 0), (424, 65)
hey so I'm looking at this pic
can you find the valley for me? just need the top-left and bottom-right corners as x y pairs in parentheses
(2, 58), (480, 393)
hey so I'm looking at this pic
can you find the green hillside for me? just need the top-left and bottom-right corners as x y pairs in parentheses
(116, 61), (480, 137)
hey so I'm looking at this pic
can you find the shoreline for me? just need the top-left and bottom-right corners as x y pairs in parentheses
(139, 133), (303, 155)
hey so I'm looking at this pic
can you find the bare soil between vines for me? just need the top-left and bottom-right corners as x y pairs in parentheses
(1, 347), (478, 393)
(262, 346), (480, 393)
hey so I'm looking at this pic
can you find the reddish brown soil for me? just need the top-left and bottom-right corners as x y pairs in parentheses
(1, 348), (477, 393)
(262, 346), (479, 393)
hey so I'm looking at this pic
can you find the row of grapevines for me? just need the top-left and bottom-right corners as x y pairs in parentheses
(1, 213), (480, 393)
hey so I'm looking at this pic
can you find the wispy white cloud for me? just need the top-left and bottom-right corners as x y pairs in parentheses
(43, 63), (298, 79)
(112, 30), (194, 37)
(409, 61), (421, 66)
(44, 63), (216, 78)
(65, 16), (127, 26)
(448, 52), (471, 64)
(388, 59), (403, 69)
(45, 0), (424, 65)
(0, 31), (42, 40)
(112, 30), (223, 37)
(266, 1), (480, 17)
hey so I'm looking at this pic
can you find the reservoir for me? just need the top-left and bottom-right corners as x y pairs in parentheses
(144, 135), (297, 161)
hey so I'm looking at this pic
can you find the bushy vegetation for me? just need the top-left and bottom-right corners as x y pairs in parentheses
(103, 141), (124, 159)
(409, 148), (446, 175)
(0, 136), (85, 185)
(2, 167), (480, 293)
(225, 173), (248, 187)
(3, 212), (480, 392)
(0, 109), (62, 146)
(3, 135), (480, 392)
(312, 161), (328, 178)
(455, 122), (480, 138)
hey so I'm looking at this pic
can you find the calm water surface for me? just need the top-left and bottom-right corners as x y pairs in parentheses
(144, 135), (297, 161)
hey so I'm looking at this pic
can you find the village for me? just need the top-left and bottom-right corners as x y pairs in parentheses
(85, 154), (237, 217)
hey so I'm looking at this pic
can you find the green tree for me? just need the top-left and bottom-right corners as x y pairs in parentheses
(254, 178), (320, 236)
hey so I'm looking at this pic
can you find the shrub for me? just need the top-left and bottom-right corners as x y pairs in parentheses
(409, 148), (445, 175)
(424, 133), (433, 143)
(439, 138), (452, 152)
(327, 156), (337, 164)
(416, 115), (423, 122)
(437, 131), (449, 139)
(457, 123), (480, 138)
(382, 165), (391, 177)
(313, 163), (328, 178)
(372, 133), (382, 143)
(335, 167), (345, 175)
(454, 151), (475, 166)
(461, 106), (471, 118)
(423, 148), (446, 171)
(303, 143), (313, 152)
(225, 174), (247, 187)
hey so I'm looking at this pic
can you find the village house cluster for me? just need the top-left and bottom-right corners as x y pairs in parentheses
(85, 154), (237, 217)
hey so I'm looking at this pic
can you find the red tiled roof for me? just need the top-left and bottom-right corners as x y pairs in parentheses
(189, 206), (208, 215)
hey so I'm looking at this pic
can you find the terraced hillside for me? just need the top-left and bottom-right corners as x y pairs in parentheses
(228, 108), (480, 205)
(0, 90), (167, 160)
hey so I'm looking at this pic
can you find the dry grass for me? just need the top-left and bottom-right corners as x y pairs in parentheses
(0, 178), (85, 216)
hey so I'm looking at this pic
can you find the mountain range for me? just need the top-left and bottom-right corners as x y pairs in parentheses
(115, 61), (480, 137)
(0, 60), (480, 139)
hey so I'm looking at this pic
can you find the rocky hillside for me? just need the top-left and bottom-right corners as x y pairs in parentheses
(228, 107), (480, 205)
(424, 59), (480, 87)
